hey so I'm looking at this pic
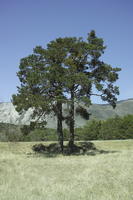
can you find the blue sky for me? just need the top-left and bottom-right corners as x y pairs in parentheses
(0, 0), (133, 103)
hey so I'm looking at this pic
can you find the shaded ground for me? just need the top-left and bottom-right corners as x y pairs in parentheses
(32, 141), (119, 157)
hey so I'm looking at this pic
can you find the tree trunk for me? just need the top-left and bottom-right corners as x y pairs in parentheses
(57, 101), (64, 153)
(68, 89), (75, 152)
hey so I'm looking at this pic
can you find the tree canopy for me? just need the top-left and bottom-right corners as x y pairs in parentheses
(12, 30), (121, 153)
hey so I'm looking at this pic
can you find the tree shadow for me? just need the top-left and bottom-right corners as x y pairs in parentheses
(27, 149), (119, 158)
(27, 142), (120, 158)
(82, 149), (119, 156)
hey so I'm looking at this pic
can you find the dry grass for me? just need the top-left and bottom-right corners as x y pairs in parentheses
(0, 140), (133, 200)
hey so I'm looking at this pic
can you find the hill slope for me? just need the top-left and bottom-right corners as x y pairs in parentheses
(0, 98), (133, 128)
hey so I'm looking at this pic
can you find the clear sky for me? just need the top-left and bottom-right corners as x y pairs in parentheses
(0, 0), (133, 103)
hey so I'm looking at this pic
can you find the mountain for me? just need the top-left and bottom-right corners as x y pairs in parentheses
(88, 98), (133, 120)
(0, 99), (133, 128)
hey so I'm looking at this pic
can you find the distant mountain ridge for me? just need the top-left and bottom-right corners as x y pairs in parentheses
(0, 98), (133, 128)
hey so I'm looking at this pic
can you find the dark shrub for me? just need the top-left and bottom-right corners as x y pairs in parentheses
(47, 143), (61, 153)
(78, 141), (96, 150)
(32, 143), (46, 153)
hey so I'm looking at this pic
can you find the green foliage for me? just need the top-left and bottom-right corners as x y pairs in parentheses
(75, 120), (102, 140)
(23, 128), (58, 142)
(76, 106), (90, 120)
(77, 115), (133, 140)
(12, 30), (121, 150)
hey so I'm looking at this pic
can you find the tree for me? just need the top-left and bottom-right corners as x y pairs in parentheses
(13, 30), (121, 153)
(12, 36), (91, 152)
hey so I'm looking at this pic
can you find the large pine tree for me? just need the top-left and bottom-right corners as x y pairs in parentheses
(12, 31), (121, 153)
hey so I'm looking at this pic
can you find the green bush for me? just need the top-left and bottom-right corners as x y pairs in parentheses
(22, 128), (58, 141)
(75, 120), (102, 140)
(82, 115), (133, 140)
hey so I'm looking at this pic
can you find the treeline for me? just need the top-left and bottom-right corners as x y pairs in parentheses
(75, 114), (133, 140)
(0, 114), (133, 142)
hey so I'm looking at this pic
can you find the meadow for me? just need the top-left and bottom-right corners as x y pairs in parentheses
(0, 140), (133, 200)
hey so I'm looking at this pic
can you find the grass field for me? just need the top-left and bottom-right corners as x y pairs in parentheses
(0, 140), (133, 200)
